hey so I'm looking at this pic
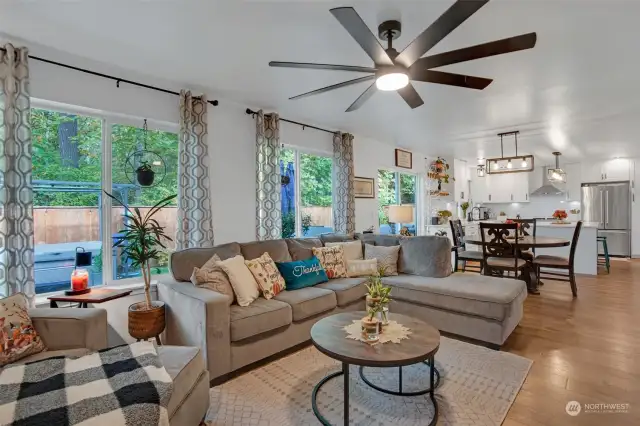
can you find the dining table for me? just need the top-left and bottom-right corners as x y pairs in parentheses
(463, 235), (571, 294)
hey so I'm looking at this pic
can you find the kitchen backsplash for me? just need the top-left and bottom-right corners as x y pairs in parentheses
(475, 195), (581, 219)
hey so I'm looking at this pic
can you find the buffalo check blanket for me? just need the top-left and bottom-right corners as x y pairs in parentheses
(0, 341), (173, 426)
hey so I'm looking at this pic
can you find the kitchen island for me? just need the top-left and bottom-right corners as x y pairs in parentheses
(462, 220), (599, 275)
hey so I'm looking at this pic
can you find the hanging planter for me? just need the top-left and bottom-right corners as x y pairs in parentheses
(135, 161), (156, 186)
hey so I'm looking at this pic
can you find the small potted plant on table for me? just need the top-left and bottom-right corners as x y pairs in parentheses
(104, 191), (176, 344)
(363, 267), (392, 341)
(437, 209), (452, 225)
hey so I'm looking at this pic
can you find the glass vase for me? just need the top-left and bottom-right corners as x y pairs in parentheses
(361, 316), (379, 343)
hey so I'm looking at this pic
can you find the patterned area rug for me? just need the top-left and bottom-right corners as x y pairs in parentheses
(206, 337), (532, 425)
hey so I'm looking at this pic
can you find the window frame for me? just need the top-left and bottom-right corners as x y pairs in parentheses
(281, 144), (333, 238)
(31, 99), (179, 292)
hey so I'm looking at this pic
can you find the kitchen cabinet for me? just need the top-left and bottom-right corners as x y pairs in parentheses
(477, 172), (530, 203)
(564, 162), (581, 201)
(470, 168), (489, 203)
(453, 159), (469, 202)
(581, 159), (631, 183)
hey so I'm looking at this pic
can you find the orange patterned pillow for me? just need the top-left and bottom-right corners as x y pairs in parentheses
(245, 252), (286, 299)
(0, 293), (46, 367)
(312, 246), (347, 279)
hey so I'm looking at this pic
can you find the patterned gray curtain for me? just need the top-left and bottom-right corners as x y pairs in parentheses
(333, 132), (355, 234)
(176, 90), (215, 249)
(0, 44), (34, 304)
(255, 110), (281, 240)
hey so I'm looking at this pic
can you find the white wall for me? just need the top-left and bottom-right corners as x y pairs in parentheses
(353, 136), (426, 233)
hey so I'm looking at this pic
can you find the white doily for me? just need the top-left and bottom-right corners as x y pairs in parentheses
(343, 320), (412, 345)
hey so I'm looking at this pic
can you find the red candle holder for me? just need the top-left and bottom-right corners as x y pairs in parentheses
(70, 268), (90, 294)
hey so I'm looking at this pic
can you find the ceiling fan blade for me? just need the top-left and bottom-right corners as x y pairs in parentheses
(411, 69), (492, 90)
(269, 61), (376, 73)
(330, 7), (393, 66)
(395, 0), (490, 68)
(289, 75), (375, 100)
(346, 83), (377, 112)
(411, 33), (537, 70)
(397, 83), (425, 109)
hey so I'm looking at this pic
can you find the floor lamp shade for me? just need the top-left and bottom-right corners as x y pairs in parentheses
(388, 205), (414, 223)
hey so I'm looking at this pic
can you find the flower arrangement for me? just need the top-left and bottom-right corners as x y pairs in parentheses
(460, 201), (470, 218)
(552, 209), (568, 223)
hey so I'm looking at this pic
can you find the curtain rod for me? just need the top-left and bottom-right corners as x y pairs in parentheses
(245, 108), (335, 135)
(0, 46), (219, 107)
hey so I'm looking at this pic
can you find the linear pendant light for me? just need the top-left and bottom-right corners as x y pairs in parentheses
(486, 130), (534, 174)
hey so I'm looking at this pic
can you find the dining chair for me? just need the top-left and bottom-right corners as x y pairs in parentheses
(449, 219), (483, 273)
(532, 221), (583, 297)
(508, 218), (537, 261)
(479, 222), (525, 278)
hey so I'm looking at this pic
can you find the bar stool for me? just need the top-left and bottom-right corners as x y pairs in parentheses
(597, 236), (610, 273)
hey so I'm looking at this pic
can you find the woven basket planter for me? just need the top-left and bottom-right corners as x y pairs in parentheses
(128, 301), (165, 340)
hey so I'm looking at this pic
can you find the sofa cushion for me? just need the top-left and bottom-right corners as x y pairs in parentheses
(190, 253), (235, 304)
(326, 240), (363, 261)
(286, 238), (322, 261)
(312, 246), (348, 279)
(316, 278), (367, 307)
(218, 255), (260, 307)
(15, 348), (91, 365)
(365, 244), (400, 276)
(245, 252), (286, 299)
(157, 346), (206, 418)
(170, 242), (241, 282)
(274, 287), (337, 321)
(398, 236), (452, 278)
(230, 298), (292, 342)
(356, 233), (403, 247)
(241, 239), (292, 263)
(319, 233), (354, 244)
(0, 293), (46, 367)
(381, 273), (527, 321)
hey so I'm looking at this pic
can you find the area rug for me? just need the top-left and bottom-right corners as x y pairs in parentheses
(205, 337), (532, 425)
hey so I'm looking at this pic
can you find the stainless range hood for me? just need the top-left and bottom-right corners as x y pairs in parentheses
(530, 166), (566, 196)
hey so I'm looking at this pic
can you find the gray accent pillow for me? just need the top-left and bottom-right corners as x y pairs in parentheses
(365, 244), (401, 276)
(285, 238), (322, 261)
(356, 233), (402, 247)
(398, 236), (452, 278)
(319, 233), (355, 245)
(240, 239), (292, 263)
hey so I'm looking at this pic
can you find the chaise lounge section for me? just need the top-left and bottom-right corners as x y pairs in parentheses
(159, 234), (527, 383)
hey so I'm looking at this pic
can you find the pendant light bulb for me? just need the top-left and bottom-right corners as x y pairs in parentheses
(492, 160), (498, 170)
(521, 157), (527, 168)
(507, 159), (513, 169)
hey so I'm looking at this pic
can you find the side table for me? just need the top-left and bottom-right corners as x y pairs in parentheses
(48, 288), (133, 308)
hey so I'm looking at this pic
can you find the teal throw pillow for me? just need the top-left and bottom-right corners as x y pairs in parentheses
(276, 256), (328, 290)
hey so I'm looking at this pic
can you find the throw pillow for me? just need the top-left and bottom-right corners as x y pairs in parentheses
(276, 256), (329, 290)
(365, 244), (401, 276)
(312, 246), (347, 279)
(325, 240), (363, 261)
(245, 252), (286, 299)
(346, 259), (378, 277)
(217, 255), (260, 307)
(190, 254), (235, 305)
(0, 293), (46, 367)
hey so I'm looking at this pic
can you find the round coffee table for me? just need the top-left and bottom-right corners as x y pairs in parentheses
(310, 312), (441, 426)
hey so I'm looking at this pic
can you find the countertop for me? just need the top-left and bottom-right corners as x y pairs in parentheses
(450, 220), (599, 229)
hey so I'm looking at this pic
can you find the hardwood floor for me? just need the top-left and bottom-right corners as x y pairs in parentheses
(502, 258), (640, 425)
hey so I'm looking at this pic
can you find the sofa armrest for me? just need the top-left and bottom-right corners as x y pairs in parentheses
(158, 278), (231, 381)
(29, 308), (108, 351)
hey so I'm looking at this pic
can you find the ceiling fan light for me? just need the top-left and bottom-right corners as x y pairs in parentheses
(376, 72), (409, 91)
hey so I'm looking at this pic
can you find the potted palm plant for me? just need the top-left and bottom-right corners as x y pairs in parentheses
(104, 191), (176, 342)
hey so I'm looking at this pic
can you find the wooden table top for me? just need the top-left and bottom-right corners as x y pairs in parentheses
(48, 288), (133, 303)
(465, 235), (570, 248)
(310, 312), (440, 367)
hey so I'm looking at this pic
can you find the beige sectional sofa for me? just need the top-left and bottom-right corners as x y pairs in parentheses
(159, 234), (527, 384)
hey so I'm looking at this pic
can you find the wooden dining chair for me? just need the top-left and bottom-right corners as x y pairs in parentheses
(532, 221), (583, 297)
(508, 218), (537, 261)
(449, 219), (483, 273)
(479, 222), (526, 278)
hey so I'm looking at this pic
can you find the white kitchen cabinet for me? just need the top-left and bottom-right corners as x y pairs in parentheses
(470, 169), (489, 203)
(510, 173), (530, 202)
(564, 162), (582, 201)
(581, 159), (631, 183)
(453, 159), (469, 202)
(470, 171), (530, 203)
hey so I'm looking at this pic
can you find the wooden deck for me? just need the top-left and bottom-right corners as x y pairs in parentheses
(503, 258), (640, 425)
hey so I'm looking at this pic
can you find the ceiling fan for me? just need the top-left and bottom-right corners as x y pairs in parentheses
(270, 0), (537, 112)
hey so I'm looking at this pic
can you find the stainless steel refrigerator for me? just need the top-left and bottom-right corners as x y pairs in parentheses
(581, 182), (631, 257)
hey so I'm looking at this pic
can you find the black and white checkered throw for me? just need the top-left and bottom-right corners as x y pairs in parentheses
(0, 341), (173, 426)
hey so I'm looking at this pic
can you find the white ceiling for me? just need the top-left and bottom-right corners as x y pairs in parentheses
(3, 0), (640, 165)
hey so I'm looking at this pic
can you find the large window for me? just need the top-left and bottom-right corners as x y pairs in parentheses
(280, 148), (333, 238)
(378, 170), (417, 235)
(31, 105), (178, 294)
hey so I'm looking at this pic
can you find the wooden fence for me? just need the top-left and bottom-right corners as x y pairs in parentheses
(301, 206), (332, 226)
(34, 207), (178, 248)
